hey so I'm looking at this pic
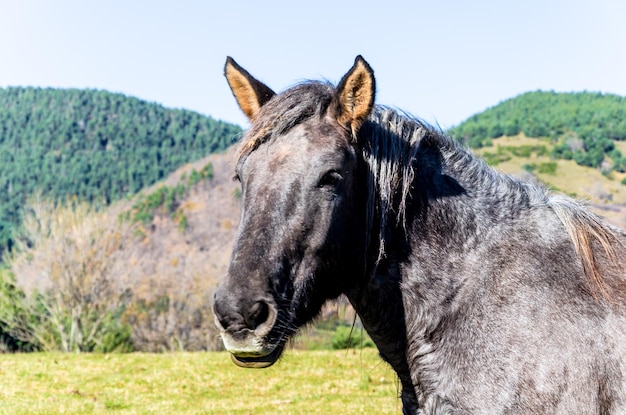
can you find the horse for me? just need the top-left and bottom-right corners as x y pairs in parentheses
(212, 56), (626, 414)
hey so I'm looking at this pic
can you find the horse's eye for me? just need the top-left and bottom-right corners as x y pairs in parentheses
(318, 171), (343, 188)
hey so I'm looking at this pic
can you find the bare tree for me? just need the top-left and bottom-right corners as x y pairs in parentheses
(122, 247), (221, 352)
(9, 196), (136, 352)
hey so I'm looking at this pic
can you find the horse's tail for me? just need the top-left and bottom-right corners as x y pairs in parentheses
(550, 196), (624, 301)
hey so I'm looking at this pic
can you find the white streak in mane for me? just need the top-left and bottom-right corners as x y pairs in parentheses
(359, 107), (428, 263)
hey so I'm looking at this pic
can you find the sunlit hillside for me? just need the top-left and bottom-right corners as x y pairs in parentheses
(474, 135), (626, 227)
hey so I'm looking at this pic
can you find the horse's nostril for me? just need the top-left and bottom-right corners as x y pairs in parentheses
(245, 301), (270, 330)
(217, 315), (231, 331)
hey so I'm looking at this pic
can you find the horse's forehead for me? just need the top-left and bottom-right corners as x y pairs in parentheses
(272, 143), (293, 164)
(253, 121), (348, 170)
(265, 141), (303, 174)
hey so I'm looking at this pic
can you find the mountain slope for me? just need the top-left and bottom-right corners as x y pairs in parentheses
(451, 91), (626, 173)
(473, 135), (626, 226)
(0, 87), (242, 255)
(448, 90), (626, 226)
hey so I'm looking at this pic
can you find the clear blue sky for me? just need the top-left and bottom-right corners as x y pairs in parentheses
(1, 0), (625, 130)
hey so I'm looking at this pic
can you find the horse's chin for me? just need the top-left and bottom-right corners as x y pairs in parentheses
(230, 343), (285, 369)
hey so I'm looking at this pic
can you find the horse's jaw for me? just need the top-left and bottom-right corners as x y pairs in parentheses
(229, 343), (285, 368)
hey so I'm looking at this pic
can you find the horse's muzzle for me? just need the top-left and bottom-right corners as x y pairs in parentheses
(213, 294), (281, 368)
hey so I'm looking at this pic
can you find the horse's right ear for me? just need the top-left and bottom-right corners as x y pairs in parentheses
(334, 56), (376, 139)
(224, 57), (276, 121)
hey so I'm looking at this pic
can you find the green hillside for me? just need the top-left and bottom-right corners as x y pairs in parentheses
(0, 87), (242, 255)
(450, 91), (626, 227)
(474, 135), (626, 207)
(450, 91), (626, 173)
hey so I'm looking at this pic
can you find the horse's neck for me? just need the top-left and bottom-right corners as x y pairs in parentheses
(412, 144), (538, 252)
(345, 254), (419, 412)
(395, 150), (543, 330)
(345, 254), (414, 387)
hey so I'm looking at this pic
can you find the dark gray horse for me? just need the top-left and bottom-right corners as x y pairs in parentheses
(213, 56), (626, 414)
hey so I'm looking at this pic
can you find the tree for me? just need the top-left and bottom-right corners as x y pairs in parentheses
(0, 86), (242, 258)
(0, 267), (36, 351)
(8, 196), (135, 352)
(449, 91), (626, 172)
(7, 190), (224, 353)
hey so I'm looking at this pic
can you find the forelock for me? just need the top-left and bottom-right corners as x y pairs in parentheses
(237, 81), (335, 160)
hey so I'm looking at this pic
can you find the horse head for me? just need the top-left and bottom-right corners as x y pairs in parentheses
(213, 56), (375, 368)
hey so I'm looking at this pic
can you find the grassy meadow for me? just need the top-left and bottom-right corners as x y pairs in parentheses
(0, 349), (401, 415)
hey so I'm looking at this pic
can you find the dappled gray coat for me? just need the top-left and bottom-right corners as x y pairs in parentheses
(213, 55), (626, 414)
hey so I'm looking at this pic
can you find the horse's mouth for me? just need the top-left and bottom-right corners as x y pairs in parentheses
(230, 344), (284, 369)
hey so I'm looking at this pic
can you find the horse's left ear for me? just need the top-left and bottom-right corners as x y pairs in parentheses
(335, 56), (376, 138)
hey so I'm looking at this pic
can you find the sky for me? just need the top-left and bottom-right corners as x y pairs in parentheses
(1, 0), (625, 131)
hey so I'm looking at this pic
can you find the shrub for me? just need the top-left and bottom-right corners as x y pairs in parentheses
(537, 162), (558, 175)
(0, 267), (39, 352)
(505, 145), (548, 158)
(188, 162), (214, 186)
(480, 150), (511, 166)
(331, 325), (374, 350)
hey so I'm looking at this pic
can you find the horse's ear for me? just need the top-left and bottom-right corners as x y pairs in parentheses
(224, 57), (276, 121)
(335, 55), (376, 138)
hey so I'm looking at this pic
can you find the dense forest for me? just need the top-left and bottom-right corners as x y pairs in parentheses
(0, 87), (242, 255)
(450, 91), (626, 172)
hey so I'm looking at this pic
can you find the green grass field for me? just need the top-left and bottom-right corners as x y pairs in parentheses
(0, 349), (400, 414)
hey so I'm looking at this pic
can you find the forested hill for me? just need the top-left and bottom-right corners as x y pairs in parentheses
(450, 91), (626, 172)
(0, 86), (242, 254)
